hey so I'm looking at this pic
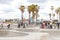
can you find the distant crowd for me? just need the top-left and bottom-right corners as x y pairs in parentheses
(0, 23), (26, 29)
(0, 22), (60, 29)
(41, 22), (60, 29)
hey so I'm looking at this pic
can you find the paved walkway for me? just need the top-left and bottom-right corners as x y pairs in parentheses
(0, 24), (60, 40)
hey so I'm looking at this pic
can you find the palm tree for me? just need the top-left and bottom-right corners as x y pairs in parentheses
(19, 5), (25, 25)
(27, 4), (39, 24)
(55, 8), (59, 14)
(28, 5), (32, 24)
(50, 6), (54, 20)
(51, 6), (54, 13)
(55, 8), (59, 21)
(35, 5), (40, 25)
(55, 7), (60, 22)
(29, 4), (36, 24)
(31, 4), (39, 24)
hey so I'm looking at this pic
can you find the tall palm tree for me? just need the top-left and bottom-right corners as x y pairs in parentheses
(35, 5), (40, 25)
(27, 4), (39, 24)
(50, 6), (54, 20)
(51, 6), (54, 13)
(28, 5), (32, 24)
(31, 4), (39, 24)
(55, 8), (59, 21)
(19, 5), (25, 25)
(55, 8), (59, 14)
(29, 4), (36, 24)
(55, 7), (60, 22)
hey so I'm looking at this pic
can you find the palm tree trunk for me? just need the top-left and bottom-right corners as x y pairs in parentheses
(29, 13), (30, 24)
(58, 13), (59, 22)
(57, 13), (59, 22)
(22, 13), (23, 25)
(59, 13), (60, 22)
(36, 13), (37, 25)
(32, 11), (35, 24)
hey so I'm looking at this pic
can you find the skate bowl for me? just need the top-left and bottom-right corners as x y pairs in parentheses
(16, 29), (60, 40)
(0, 30), (51, 40)
(0, 30), (28, 37)
(16, 29), (52, 40)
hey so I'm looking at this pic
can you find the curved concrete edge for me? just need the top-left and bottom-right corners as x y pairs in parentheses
(0, 30), (51, 40)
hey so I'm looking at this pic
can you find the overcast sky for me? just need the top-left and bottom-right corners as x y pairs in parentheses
(0, 0), (60, 20)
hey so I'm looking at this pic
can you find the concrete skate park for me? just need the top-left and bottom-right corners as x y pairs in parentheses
(0, 24), (60, 40)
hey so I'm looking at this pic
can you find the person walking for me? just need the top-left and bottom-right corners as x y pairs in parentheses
(7, 24), (10, 28)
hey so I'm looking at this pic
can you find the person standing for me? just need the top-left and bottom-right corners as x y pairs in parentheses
(48, 23), (50, 29)
(50, 22), (52, 29)
(17, 24), (20, 28)
(1, 24), (3, 29)
(41, 22), (45, 29)
(23, 23), (25, 28)
(57, 23), (59, 29)
(45, 22), (47, 28)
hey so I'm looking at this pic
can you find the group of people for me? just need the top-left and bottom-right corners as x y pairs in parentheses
(41, 22), (52, 29)
(0, 24), (10, 29)
(41, 22), (60, 29)
(0, 23), (26, 29)
(0, 22), (59, 29)
(17, 23), (26, 28)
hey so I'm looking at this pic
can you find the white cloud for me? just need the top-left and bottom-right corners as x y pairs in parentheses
(0, 0), (60, 20)
(0, 0), (13, 4)
(38, 0), (60, 20)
